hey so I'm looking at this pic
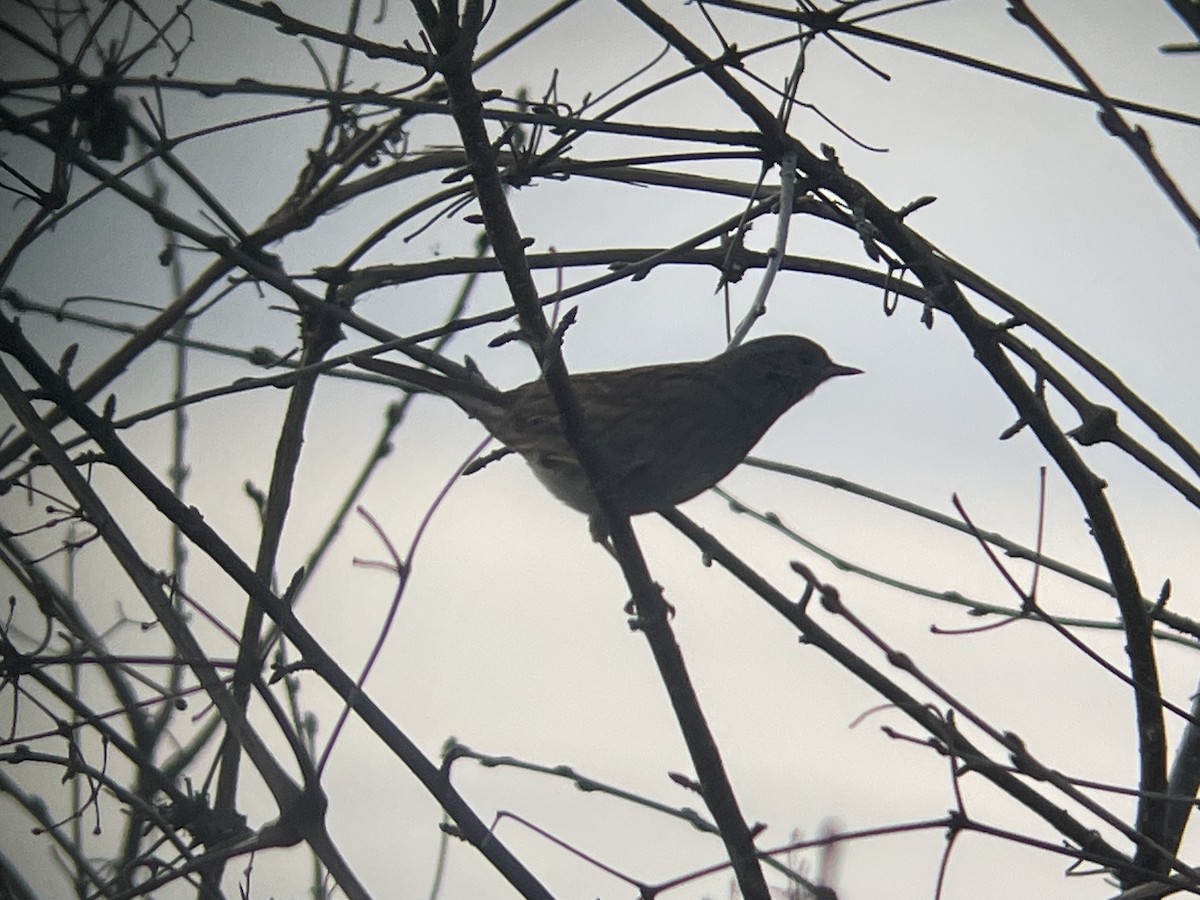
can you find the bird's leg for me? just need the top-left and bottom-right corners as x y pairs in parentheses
(591, 514), (678, 621)
(587, 512), (611, 544)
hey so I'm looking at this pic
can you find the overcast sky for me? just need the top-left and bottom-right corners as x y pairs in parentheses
(3, 2), (1200, 897)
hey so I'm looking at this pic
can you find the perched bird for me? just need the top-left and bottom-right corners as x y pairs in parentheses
(355, 335), (860, 537)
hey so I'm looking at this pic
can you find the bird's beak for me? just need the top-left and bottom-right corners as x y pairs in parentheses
(826, 364), (864, 378)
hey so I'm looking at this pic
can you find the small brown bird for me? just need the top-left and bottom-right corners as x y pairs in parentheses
(355, 335), (860, 536)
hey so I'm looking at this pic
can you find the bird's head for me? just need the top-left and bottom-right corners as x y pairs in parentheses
(724, 335), (862, 400)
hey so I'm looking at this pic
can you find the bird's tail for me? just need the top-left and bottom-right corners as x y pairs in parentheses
(353, 354), (504, 418)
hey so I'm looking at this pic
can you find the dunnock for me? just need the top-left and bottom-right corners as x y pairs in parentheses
(355, 335), (860, 536)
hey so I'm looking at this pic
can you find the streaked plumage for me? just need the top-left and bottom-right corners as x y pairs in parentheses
(356, 335), (860, 535)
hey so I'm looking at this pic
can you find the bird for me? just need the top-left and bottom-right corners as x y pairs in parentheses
(355, 334), (860, 538)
